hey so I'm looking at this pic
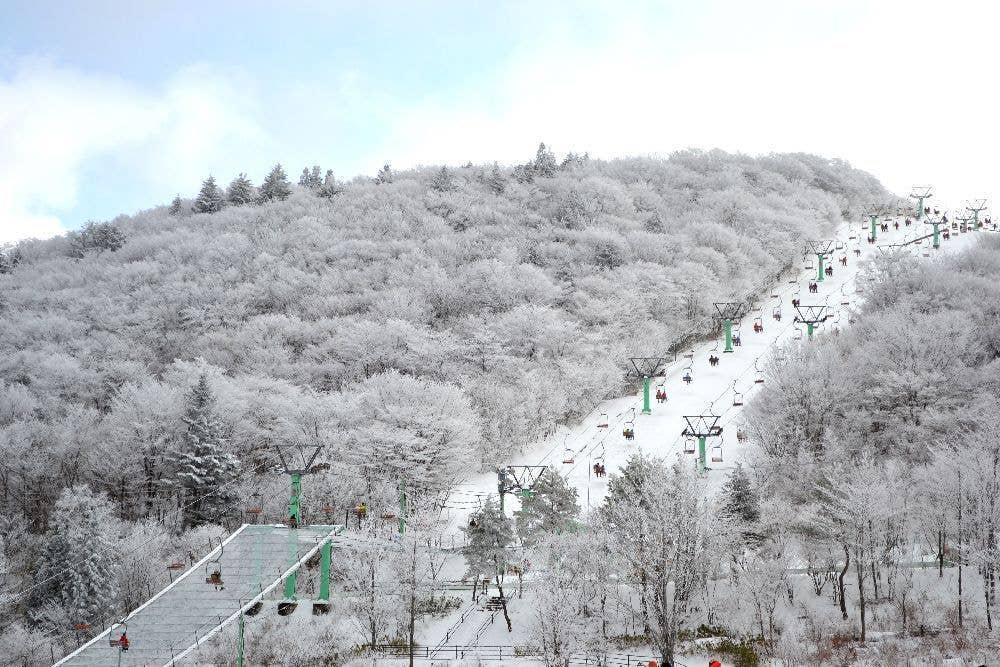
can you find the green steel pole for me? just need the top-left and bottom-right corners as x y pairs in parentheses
(933, 224), (940, 249)
(807, 322), (814, 338)
(398, 481), (406, 535)
(816, 254), (824, 282)
(916, 197), (925, 220)
(318, 541), (331, 602)
(697, 436), (707, 473)
(283, 531), (297, 600)
(237, 613), (245, 667)
(724, 319), (733, 353)
(288, 473), (302, 525)
(641, 375), (651, 414)
(869, 215), (878, 240)
(973, 210), (981, 230)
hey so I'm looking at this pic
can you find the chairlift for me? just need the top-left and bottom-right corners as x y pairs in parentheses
(684, 437), (696, 454)
(711, 444), (723, 463)
(793, 326), (804, 340)
(204, 538), (224, 589)
(597, 412), (609, 428)
(732, 383), (744, 407)
(754, 359), (765, 384)
(622, 420), (635, 441)
(682, 366), (693, 384)
(835, 241), (844, 250)
(772, 306), (782, 321)
(245, 492), (263, 522)
(108, 621), (129, 651)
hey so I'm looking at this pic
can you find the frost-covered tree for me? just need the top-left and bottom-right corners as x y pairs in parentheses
(374, 163), (393, 184)
(515, 467), (579, 543)
(721, 463), (762, 547)
(462, 496), (515, 629)
(167, 374), (239, 528)
(68, 221), (126, 257)
(485, 162), (506, 195)
(168, 194), (184, 216)
(259, 163), (292, 202)
(430, 166), (456, 192)
(534, 142), (557, 178)
(226, 173), (257, 206)
(299, 166), (323, 189)
(318, 169), (343, 198)
(32, 485), (119, 626)
(193, 175), (226, 214)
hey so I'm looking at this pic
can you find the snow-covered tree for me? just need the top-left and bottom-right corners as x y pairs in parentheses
(226, 173), (257, 206)
(374, 163), (393, 184)
(318, 169), (343, 198)
(430, 166), (456, 192)
(167, 374), (239, 528)
(68, 221), (126, 257)
(299, 166), (323, 189)
(720, 463), (762, 547)
(259, 163), (292, 202)
(168, 194), (184, 215)
(462, 496), (515, 629)
(515, 467), (579, 543)
(32, 485), (120, 626)
(534, 142), (557, 178)
(193, 175), (226, 214)
(486, 162), (506, 195)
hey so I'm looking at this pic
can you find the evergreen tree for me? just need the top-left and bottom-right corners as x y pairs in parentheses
(644, 212), (665, 233)
(461, 496), (515, 629)
(298, 167), (313, 188)
(168, 194), (184, 216)
(514, 467), (580, 542)
(226, 173), (257, 206)
(720, 463), (762, 546)
(486, 163), (507, 195)
(533, 142), (557, 178)
(310, 165), (323, 188)
(318, 169), (343, 198)
(167, 374), (240, 527)
(259, 163), (292, 202)
(32, 486), (119, 625)
(68, 221), (126, 257)
(430, 166), (457, 192)
(374, 163), (393, 184)
(193, 175), (226, 214)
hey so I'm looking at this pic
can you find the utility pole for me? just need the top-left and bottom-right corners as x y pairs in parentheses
(805, 240), (835, 282)
(628, 357), (667, 413)
(713, 301), (750, 353)
(793, 304), (831, 338)
(681, 415), (722, 473)
(496, 465), (547, 514)
(966, 198), (988, 230)
(910, 186), (933, 221)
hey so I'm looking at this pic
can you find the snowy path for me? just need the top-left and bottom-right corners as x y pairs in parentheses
(442, 218), (987, 525)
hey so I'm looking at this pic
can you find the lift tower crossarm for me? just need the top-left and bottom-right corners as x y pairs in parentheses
(628, 357), (668, 413)
(805, 240), (836, 282)
(793, 304), (831, 338)
(909, 186), (933, 220)
(966, 198), (988, 230)
(681, 414), (723, 473)
(497, 465), (548, 512)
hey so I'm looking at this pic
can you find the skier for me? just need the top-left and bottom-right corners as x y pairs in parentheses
(894, 220), (899, 230)
(854, 248), (861, 257)
(118, 633), (129, 652)
(840, 256), (847, 266)
(732, 334), (741, 347)
(825, 265), (833, 277)
(288, 514), (298, 529)
(753, 321), (763, 333)
(683, 372), (692, 384)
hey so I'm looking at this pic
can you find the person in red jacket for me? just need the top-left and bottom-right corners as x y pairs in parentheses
(118, 633), (130, 651)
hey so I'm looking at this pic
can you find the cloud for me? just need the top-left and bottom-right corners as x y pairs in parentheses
(0, 60), (269, 244)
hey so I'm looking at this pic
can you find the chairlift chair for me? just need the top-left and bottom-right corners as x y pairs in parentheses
(733, 386), (744, 407)
(108, 621), (129, 651)
(711, 445), (723, 463)
(622, 420), (635, 441)
(793, 326), (804, 340)
(772, 306), (782, 321)
(835, 240), (844, 250)
(684, 437), (696, 454)
(563, 445), (575, 464)
(682, 366), (693, 384)
(597, 412), (609, 428)
(754, 359), (765, 384)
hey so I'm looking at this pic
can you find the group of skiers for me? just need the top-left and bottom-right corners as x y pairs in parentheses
(654, 388), (667, 403)
(592, 462), (607, 477)
(708, 355), (719, 367)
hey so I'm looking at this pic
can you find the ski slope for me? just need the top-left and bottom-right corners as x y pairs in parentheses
(56, 524), (342, 667)
(442, 216), (987, 523)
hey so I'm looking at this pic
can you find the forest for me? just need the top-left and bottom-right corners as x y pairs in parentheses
(0, 147), (913, 663)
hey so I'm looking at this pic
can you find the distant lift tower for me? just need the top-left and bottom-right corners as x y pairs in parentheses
(910, 186), (933, 221)
(628, 357), (667, 414)
(864, 204), (885, 240)
(967, 198), (988, 230)
(793, 304), (831, 338)
(497, 465), (547, 513)
(713, 301), (750, 354)
(682, 414), (723, 473)
(273, 442), (331, 614)
(805, 240), (835, 282)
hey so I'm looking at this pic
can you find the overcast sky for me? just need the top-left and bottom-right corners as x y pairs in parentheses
(1, 0), (995, 243)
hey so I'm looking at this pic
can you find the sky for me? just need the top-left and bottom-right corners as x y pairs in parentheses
(0, 0), (996, 243)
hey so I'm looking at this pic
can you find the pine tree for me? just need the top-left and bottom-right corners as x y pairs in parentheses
(168, 194), (184, 216)
(374, 163), (393, 185)
(298, 167), (312, 188)
(461, 496), (515, 629)
(533, 142), (557, 178)
(193, 176), (226, 214)
(486, 163), (507, 195)
(68, 221), (126, 257)
(318, 169), (343, 198)
(515, 467), (580, 542)
(310, 165), (323, 188)
(32, 486), (120, 625)
(167, 374), (240, 527)
(430, 166), (456, 192)
(226, 173), (257, 206)
(259, 163), (292, 202)
(721, 463), (762, 546)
